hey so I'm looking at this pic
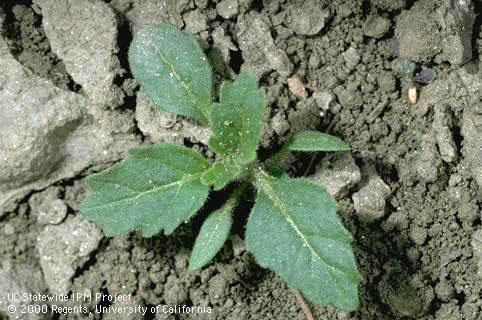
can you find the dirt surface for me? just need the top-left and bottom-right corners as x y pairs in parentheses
(0, 0), (481, 319)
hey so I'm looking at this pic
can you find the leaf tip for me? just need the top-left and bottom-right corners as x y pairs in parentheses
(187, 260), (201, 272)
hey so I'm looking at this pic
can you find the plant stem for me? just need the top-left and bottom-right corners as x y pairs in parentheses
(227, 181), (250, 206)
(251, 166), (269, 187)
(291, 288), (316, 320)
(302, 154), (316, 177)
(264, 144), (290, 173)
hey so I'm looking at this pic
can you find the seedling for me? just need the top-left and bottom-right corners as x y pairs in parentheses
(80, 23), (359, 311)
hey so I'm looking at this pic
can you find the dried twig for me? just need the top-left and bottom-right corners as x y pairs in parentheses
(291, 287), (316, 320)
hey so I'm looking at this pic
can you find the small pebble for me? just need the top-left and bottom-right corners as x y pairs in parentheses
(312, 91), (334, 111)
(363, 15), (390, 38)
(216, 0), (239, 19)
(343, 47), (360, 69)
(287, 75), (307, 98)
(414, 68), (435, 84)
(3, 223), (15, 235)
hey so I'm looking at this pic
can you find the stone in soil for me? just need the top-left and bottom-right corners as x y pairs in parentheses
(0, 32), (83, 213)
(216, 0), (239, 19)
(28, 187), (68, 225)
(312, 91), (334, 112)
(432, 104), (457, 163)
(236, 12), (292, 78)
(212, 26), (238, 63)
(270, 110), (289, 136)
(183, 9), (209, 34)
(286, 0), (331, 36)
(36, 215), (103, 294)
(135, 89), (211, 145)
(34, 0), (123, 107)
(310, 153), (361, 198)
(363, 15), (390, 39)
(287, 75), (307, 98)
(0, 2), (139, 216)
(343, 47), (361, 70)
(110, 0), (187, 33)
(395, 0), (475, 65)
(352, 170), (391, 223)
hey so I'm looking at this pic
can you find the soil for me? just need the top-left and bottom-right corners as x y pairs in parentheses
(0, 0), (481, 319)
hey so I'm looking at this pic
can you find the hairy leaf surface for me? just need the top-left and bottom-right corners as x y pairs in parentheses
(81, 144), (210, 237)
(189, 203), (233, 271)
(128, 23), (212, 124)
(208, 72), (265, 164)
(246, 174), (359, 310)
(287, 131), (350, 152)
(201, 161), (242, 190)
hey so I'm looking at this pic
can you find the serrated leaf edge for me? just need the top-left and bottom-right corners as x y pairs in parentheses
(208, 71), (265, 163)
(128, 23), (212, 124)
(255, 174), (356, 296)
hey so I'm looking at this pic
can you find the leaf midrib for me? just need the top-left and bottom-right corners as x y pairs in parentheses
(198, 212), (224, 258)
(258, 176), (352, 295)
(154, 47), (209, 122)
(84, 172), (203, 211)
(235, 88), (262, 162)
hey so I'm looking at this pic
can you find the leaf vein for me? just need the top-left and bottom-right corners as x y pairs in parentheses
(154, 47), (208, 120)
(260, 177), (351, 292)
(84, 173), (203, 211)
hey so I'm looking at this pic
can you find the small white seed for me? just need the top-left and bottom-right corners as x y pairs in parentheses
(408, 87), (417, 104)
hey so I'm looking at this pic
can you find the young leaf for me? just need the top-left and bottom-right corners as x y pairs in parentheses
(286, 131), (350, 152)
(189, 204), (233, 271)
(201, 161), (242, 190)
(208, 71), (265, 164)
(80, 144), (210, 237)
(128, 23), (213, 124)
(246, 174), (359, 311)
(189, 183), (247, 270)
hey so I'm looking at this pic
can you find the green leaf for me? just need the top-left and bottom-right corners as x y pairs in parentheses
(128, 23), (213, 124)
(189, 204), (233, 271)
(80, 144), (210, 237)
(246, 173), (359, 311)
(189, 183), (247, 270)
(208, 71), (265, 164)
(201, 161), (242, 190)
(286, 131), (350, 152)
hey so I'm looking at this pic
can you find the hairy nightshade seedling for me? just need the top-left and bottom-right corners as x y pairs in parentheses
(80, 23), (360, 311)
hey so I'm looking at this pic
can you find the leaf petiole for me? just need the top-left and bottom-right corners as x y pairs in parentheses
(263, 144), (290, 174)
